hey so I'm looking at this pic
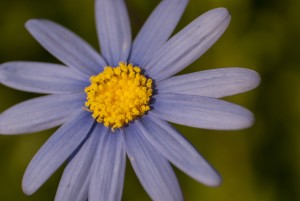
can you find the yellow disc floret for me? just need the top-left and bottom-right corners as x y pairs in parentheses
(84, 62), (153, 130)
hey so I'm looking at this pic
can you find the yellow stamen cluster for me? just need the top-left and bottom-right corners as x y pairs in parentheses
(85, 62), (153, 129)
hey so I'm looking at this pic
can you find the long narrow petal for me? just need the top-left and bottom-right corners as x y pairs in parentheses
(152, 93), (254, 130)
(55, 125), (101, 201)
(26, 19), (106, 75)
(89, 128), (126, 201)
(0, 93), (86, 134)
(123, 123), (183, 201)
(145, 8), (231, 81)
(0, 62), (88, 94)
(22, 111), (95, 195)
(130, 0), (188, 66)
(95, 0), (131, 66)
(156, 68), (260, 98)
(138, 115), (221, 186)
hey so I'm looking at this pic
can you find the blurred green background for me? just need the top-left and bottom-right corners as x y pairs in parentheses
(0, 0), (299, 200)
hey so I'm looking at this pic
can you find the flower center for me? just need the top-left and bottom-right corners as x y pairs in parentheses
(84, 62), (153, 129)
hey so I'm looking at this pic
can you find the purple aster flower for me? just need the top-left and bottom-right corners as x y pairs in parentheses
(0, 0), (260, 200)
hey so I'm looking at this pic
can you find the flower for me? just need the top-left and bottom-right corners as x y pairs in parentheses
(0, 0), (260, 200)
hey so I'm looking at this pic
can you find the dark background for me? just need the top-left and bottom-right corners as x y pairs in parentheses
(0, 0), (299, 200)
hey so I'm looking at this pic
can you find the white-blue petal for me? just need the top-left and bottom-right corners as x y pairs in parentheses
(0, 62), (88, 94)
(95, 0), (131, 66)
(26, 19), (106, 76)
(138, 115), (221, 186)
(152, 93), (254, 130)
(54, 124), (101, 201)
(0, 93), (86, 135)
(123, 122), (183, 201)
(22, 111), (95, 195)
(130, 0), (188, 66)
(145, 8), (231, 81)
(157, 68), (260, 98)
(89, 128), (126, 201)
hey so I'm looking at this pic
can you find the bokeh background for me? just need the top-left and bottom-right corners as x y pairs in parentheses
(0, 0), (299, 200)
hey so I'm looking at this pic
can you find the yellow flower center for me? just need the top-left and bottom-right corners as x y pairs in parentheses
(84, 62), (153, 130)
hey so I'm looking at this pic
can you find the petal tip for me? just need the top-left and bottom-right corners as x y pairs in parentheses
(244, 111), (255, 129)
(22, 176), (35, 196)
(251, 70), (261, 89)
(25, 19), (48, 31)
(207, 176), (222, 187)
(235, 68), (261, 92)
(231, 110), (255, 130)
(202, 169), (222, 187)
(214, 7), (230, 16)
(226, 104), (256, 130)
(211, 7), (231, 25)
(25, 19), (36, 29)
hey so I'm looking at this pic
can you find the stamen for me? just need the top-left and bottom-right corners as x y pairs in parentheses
(84, 62), (152, 129)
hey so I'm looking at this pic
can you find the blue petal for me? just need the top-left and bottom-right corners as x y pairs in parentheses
(152, 93), (254, 130)
(95, 0), (131, 66)
(89, 128), (126, 201)
(138, 115), (221, 186)
(144, 8), (231, 81)
(26, 19), (106, 76)
(55, 124), (101, 201)
(123, 122), (183, 201)
(130, 0), (188, 66)
(0, 62), (88, 94)
(0, 93), (86, 134)
(156, 68), (260, 98)
(22, 111), (95, 195)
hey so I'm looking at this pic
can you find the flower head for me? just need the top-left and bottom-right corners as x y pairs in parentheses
(0, 0), (260, 200)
